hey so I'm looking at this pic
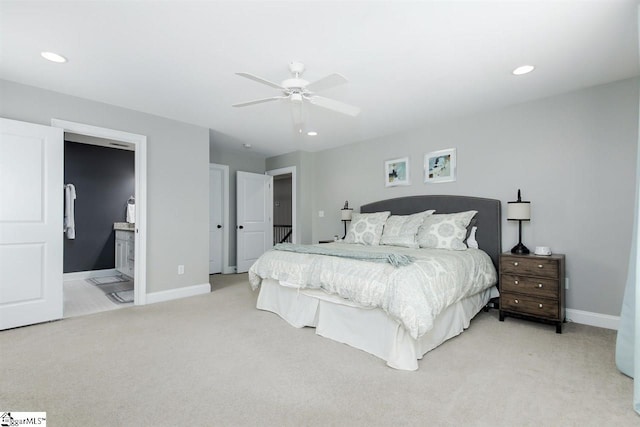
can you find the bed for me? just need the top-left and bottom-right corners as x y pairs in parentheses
(249, 195), (501, 370)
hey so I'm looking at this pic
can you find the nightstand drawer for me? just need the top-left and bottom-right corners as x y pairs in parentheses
(501, 255), (558, 278)
(500, 274), (559, 299)
(501, 292), (559, 319)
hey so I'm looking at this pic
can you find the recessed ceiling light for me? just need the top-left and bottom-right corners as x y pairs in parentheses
(242, 143), (252, 149)
(41, 51), (67, 63)
(512, 65), (535, 76)
(307, 131), (318, 136)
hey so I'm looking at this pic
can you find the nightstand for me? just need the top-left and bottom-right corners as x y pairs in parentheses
(499, 253), (566, 333)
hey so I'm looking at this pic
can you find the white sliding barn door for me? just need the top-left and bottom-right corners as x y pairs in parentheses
(236, 171), (272, 273)
(0, 118), (63, 330)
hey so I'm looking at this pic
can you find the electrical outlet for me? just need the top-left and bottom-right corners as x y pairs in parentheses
(178, 265), (184, 275)
(565, 277), (569, 290)
(318, 210), (325, 218)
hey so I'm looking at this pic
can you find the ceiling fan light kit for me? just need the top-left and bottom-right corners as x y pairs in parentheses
(232, 61), (361, 117)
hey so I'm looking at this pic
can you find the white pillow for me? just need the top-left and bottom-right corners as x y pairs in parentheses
(466, 226), (479, 249)
(380, 210), (435, 248)
(344, 211), (391, 245)
(417, 210), (477, 250)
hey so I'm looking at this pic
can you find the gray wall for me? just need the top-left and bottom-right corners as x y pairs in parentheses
(1, 79), (210, 293)
(64, 141), (135, 273)
(209, 133), (266, 266)
(270, 77), (639, 317)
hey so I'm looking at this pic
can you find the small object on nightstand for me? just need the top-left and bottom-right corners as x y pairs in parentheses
(498, 252), (565, 333)
(534, 246), (552, 256)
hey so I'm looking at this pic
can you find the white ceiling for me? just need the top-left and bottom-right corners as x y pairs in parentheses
(1, 1), (638, 157)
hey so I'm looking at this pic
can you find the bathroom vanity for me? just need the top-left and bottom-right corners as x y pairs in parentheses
(114, 222), (135, 278)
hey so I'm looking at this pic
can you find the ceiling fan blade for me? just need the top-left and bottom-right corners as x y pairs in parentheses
(235, 72), (284, 90)
(232, 96), (285, 108)
(306, 73), (348, 92)
(308, 95), (361, 117)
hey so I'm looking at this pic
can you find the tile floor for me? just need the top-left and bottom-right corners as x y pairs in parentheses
(63, 279), (132, 318)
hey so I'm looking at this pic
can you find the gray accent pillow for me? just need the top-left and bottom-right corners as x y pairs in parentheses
(380, 210), (435, 248)
(417, 210), (477, 250)
(344, 211), (391, 245)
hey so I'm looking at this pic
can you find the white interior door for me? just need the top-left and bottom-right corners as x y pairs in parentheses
(0, 118), (63, 330)
(236, 171), (273, 273)
(209, 165), (223, 274)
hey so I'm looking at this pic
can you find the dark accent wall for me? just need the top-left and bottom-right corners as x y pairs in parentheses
(64, 142), (135, 273)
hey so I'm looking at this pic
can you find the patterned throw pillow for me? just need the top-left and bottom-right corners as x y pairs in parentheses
(380, 210), (435, 248)
(417, 210), (477, 250)
(344, 211), (391, 245)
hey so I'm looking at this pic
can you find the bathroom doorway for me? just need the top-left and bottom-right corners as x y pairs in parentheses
(52, 119), (147, 317)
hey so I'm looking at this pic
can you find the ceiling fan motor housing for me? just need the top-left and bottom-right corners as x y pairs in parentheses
(282, 78), (309, 91)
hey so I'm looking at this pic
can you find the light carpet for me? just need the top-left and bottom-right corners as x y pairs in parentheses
(1, 273), (637, 426)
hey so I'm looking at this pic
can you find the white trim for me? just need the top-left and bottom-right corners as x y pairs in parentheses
(51, 119), (148, 305)
(566, 308), (620, 330)
(63, 268), (118, 282)
(146, 282), (211, 305)
(210, 163), (230, 274)
(266, 166), (297, 244)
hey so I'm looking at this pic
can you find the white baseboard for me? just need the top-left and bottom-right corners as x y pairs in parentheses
(566, 308), (619, 330)
(64, 268), (118, 282)
(145, 282), (211, 305)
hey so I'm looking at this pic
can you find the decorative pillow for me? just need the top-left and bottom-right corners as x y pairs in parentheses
(380, 210), (435, 248)
(466, 226), (479, 249)
(417, 210), (478, 250)
(344, 211), (391, 245)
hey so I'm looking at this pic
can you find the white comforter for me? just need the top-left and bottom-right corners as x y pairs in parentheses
(248, 243), (497, 339)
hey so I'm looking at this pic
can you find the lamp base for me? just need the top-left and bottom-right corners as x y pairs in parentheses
(510, 242), (530, 254)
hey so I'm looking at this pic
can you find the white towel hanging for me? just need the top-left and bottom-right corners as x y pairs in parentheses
(64, 183), (77, 239)
(126, 195), (135, 223)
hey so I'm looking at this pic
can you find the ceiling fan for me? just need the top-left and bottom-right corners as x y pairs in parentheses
(232, 61), (361, 117)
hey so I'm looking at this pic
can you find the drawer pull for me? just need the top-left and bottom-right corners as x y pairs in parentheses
(514, 299), (519, 304)
(538, 304), (543, 308)
(514, 280), (519, 285)
(513, 262), (519, 266)
(538, 283), (543, 288)
(538, 264), (543, 268)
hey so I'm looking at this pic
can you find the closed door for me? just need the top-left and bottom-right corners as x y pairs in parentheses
(236, 171), (273, 273)
(0, 118), (63, 330)
(209, 166), (223, 274)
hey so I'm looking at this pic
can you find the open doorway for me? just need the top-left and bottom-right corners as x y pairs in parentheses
(51, 119), (147, 317)
(267, 166), (296, 245)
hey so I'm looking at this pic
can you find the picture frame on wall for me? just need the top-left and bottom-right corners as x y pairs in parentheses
(384, 157), (410, 187)
(424, 148), (456, 183)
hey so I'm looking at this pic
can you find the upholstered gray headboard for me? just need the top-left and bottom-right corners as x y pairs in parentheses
(360, 195), (502, 270)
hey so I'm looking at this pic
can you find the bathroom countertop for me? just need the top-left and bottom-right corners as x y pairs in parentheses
(114, 222), (135, 231)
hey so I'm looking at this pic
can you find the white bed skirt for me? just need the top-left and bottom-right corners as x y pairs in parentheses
(256, 279), (494, 371)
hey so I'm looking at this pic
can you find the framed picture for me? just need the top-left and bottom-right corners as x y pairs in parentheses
(384, 157), (410, 187)
(424, 148), (456, 183)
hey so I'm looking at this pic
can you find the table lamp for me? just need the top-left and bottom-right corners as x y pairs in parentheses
(507, 189), (531, 254)
(341, 201), (353, 239)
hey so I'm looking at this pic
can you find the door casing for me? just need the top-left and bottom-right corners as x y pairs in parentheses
(51, 119), (148, 305)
